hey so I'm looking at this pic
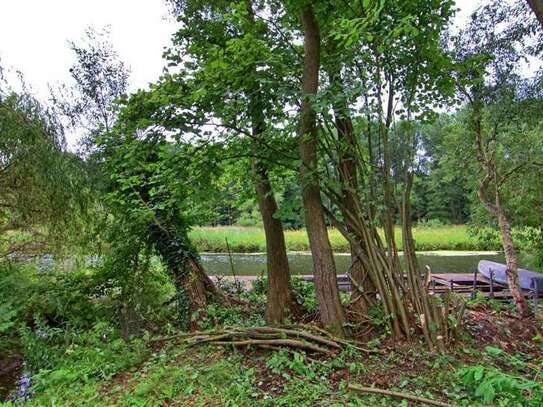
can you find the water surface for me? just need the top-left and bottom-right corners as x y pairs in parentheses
(201, 251), (506, 276)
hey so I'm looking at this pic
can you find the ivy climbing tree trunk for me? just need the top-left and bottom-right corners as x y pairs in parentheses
(149, 221), (231, 330)
(299, 4), (345, 335)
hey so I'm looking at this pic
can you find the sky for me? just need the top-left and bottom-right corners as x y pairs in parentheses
(0, 0), (479, 146)
(0, 0), (177, 96)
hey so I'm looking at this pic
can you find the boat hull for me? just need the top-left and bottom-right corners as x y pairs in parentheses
(478, 260), (543, 293)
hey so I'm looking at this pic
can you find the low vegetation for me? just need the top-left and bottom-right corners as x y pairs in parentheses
(189, 225), (543, 254)
(1, 263), (542, 406)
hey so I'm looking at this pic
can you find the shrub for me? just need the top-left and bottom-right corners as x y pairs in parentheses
(418, 218), (447, 228)
(467, 227), (502, 250)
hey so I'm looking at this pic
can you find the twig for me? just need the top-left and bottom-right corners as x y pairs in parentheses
(347, 384), (455, 407)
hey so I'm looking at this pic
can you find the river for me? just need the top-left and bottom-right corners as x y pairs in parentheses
(200, 251), (506, 276)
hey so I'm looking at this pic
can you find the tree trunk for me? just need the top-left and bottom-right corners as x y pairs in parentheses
(326, 65), (375, 314)
(252, 156), (298, 324)
(526, 0), (543, 29)
(299, 5), (345, 335)
(244, 0), (297, 325)
(149, 222), (231, 329)
(471, 101), (530, 318)
(495, 192), (531, 317)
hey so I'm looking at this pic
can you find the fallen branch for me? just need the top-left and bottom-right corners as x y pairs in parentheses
(249, 326), (341, 349)
(291, 324), (384, 354)
(149, 326), (346, 355)
(347, 384), (455, 407)
(211, 339), (333, 355)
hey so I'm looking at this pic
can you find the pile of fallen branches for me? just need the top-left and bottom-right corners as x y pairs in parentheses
(152, 325), (382, 355)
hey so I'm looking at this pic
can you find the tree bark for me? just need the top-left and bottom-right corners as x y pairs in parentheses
(495, 191), (531, 317)
(526, 0), (543, 29)
(252, 156), (298, 324)
(299, 4), (345, 334)
(244, 0), (297, 324)
(471, 101), (530, 318)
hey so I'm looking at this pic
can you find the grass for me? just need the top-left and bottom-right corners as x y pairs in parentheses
(189, 224), (491, 253)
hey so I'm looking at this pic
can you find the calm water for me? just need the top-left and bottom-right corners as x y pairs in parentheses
(201, 251), (507, 276)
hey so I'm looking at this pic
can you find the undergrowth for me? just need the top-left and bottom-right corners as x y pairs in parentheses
(2, 262), (543, 406)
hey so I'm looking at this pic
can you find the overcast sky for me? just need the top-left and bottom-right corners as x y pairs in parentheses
(0, 0), (478, 146)
(0, 1), (177, 95)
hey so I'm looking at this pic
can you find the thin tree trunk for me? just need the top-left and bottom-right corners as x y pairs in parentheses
(326, 64), (375, 314)
(495, 191), (531, 317)
(471, 101), (530, 318)
(299, 5), (345, 335)
(526, 0), (543, 28)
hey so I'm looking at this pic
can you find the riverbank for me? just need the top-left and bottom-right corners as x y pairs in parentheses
(189, 225), (495, 253)
(200, 251), (505, 276)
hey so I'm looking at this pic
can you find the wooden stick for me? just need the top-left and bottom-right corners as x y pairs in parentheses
(250, 326), (341, 349)
(292, 324), (384, 354)
(347, 384), (455, 407)
(210, 339), (334, 355)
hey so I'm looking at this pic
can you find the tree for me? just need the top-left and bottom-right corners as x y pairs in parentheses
(0, 70), (90, 256)
(298, 3), (345, 334)
(99, 90), (235, 329)
(300, 0), (459, 349)
(52, 26), (129, 154)
(451, 1), (543, 317)
(165, 0), (300, 324)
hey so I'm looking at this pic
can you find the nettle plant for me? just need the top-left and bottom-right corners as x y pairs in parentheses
(459, 346), (543, 406)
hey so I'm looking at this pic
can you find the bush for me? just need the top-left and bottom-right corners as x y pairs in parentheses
(252, 275), (318, 313)
(467, 227), (502, 250)
(418, 218), (447, 228)
(511, 227), (543, 252)
(20, 320), (149, 402)
(0, 262), (113, 338)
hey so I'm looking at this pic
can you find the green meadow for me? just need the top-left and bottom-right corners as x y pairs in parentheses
(189, 225), (493, 253)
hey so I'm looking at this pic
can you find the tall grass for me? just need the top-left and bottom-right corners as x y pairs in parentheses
(189, 225), (489, 253)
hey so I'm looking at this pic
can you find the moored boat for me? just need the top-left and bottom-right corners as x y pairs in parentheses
(478, 260), (543, 293)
